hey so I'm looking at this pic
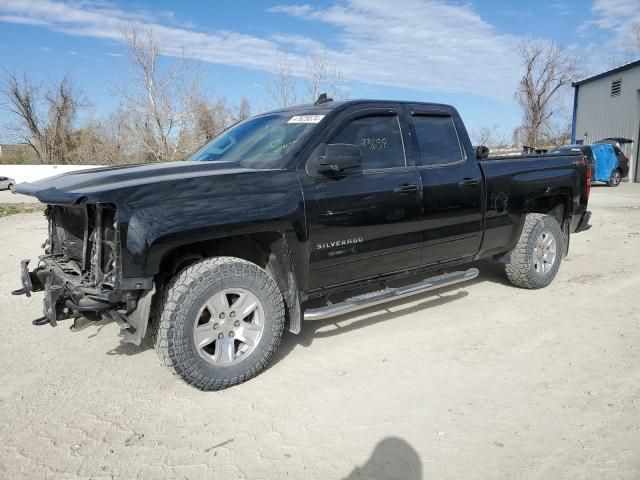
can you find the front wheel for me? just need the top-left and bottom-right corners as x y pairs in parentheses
(505, 213), (563, 289)
(607, 169), (622, 187)
(155, 257), (285, 390)
(7, 183), (14, 192)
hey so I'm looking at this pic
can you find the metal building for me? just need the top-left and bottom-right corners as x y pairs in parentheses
(571, 59), (640, 182)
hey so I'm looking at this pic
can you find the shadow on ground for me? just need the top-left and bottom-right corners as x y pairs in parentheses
(106, 259), (509, 361)
(271, 259), (508, 366)
(342, 437), (423, 480)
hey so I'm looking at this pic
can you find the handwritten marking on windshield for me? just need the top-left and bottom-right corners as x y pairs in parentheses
(360, 137), (387, 151)
(270, 139), (298, 154)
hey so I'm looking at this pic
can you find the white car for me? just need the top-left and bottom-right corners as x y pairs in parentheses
(0, 176), (15, 191)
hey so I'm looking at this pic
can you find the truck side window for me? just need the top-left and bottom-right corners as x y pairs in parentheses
(331, 115), (405, 170)
(413, 115), (464, 166)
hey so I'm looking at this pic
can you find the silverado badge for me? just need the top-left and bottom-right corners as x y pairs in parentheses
(316, 237), (364, 250)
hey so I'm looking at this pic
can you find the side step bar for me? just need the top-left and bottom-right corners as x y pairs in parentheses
(304, 268), (479, 321)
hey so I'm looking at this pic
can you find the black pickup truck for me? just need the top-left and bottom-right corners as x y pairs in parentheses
(13, 97), (592, 390)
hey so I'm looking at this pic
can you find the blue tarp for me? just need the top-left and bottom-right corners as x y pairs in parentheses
(591, 143), (617, 182)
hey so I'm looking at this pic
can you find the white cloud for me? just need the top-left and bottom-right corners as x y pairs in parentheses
(270, 33), (326, 53)
(0, 13), (49, 25)
(0, 0), (522, 100)
(68, 50), (77, 55)
(40, 45), (51, 51)
(551, 3), (572, 15)
(105, 52), (123, 57)
(269, 0), (521, 99)
(268, 4), (315, 17)
(582, 0), (640, 41)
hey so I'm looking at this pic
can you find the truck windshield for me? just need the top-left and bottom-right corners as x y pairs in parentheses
(187, 113), (322, 168)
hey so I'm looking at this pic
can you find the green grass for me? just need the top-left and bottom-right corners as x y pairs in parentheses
(0, 203), (45, 218)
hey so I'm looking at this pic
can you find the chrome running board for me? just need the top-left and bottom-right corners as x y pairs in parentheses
(303, 268), (479, 321)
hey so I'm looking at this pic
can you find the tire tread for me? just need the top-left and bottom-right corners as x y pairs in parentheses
(505, 213), (562, 289)
(154, 257), (285, 391)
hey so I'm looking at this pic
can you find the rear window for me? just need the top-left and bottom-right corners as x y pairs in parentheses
(412, 115), (463, 166)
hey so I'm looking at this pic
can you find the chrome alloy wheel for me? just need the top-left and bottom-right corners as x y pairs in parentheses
(610, 170), (621, 186)
(533, 230), (557, 275)
(192, 288), (265, 366)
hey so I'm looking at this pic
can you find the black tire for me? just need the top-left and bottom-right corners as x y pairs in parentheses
(505, 213), (563, 289)
(7, 183), (14, 192)
(607, 169), (622, 187)
(155, 257), (285, 390)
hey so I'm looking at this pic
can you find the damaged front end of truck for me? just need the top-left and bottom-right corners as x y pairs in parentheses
(13, 202), (154, 344)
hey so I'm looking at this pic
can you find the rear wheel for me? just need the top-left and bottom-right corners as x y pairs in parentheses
(505, 213), (563, 289)
(155, 257), (285, 390)
(7, 183), (14, 192)
(607, 169), (622, 187)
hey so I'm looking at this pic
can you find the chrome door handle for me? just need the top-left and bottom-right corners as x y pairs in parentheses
(393, 184), (419, 193)
(458, 178), (479, 187)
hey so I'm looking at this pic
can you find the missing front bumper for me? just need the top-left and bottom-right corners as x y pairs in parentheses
(12, 257), (155, 344)
(12, 257), (107, 327)
(11, 259), (43, 298)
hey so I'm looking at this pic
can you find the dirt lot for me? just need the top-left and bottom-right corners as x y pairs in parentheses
(1, 184), (639, 479)
(0, 190), (38, 204)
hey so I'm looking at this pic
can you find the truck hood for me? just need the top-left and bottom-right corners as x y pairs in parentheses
(15, 161), (260, 205)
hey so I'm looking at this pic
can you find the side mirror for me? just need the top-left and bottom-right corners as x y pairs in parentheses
(318, 143), (361, 175)
(475, 145), (490, 160)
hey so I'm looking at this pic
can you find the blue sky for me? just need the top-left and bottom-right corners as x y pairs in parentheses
(0, 0), (638, 141)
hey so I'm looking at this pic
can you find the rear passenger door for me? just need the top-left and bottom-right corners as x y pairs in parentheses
(410, 110), (484, 265)
(301, 108), (423, 290)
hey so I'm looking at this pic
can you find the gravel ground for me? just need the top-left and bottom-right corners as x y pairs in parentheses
(1, 184), (639, 479)
(0, 189), (38, 204)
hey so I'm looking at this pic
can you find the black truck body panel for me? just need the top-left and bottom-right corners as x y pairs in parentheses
(14, 99), (591, 337)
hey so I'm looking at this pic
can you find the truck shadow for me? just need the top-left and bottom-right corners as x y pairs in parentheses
(271, 287), (467, 367)
(106, 260), (509, 358)
(271, 259), (510, 367)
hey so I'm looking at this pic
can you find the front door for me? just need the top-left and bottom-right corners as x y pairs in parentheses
(301, 110), (423, 290)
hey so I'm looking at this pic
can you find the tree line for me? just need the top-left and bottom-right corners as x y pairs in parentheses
(2, 23), (639, 164)
(0, 25), (344, 165)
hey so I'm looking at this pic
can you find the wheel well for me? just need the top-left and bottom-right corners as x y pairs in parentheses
(156, 232), (302, 334)
(524, 195), (568, 225)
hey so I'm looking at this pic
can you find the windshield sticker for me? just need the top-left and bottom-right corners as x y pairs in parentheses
(287, 115), (325, 124)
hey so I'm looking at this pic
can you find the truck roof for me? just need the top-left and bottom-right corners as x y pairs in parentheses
(265, 99), (457, 115)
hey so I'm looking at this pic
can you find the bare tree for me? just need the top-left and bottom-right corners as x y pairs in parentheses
(193, 97), (233, 142)
(627, 21), (640, 53)
(115, 25), (201, 162)
(469, 124), (510, 147)
(100, 109), (129, 163)
(235, 96), (251, 122)
(68, 111), (145, 165)
(605, 21), (640, 68)
(1, 71), (82, 164)
(191, 95), (251, 148)
(266, 47), (345, 108)
(305, 45), (343, 102)
(515, 40), (582, 147)
(266, 54), (298, 108)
